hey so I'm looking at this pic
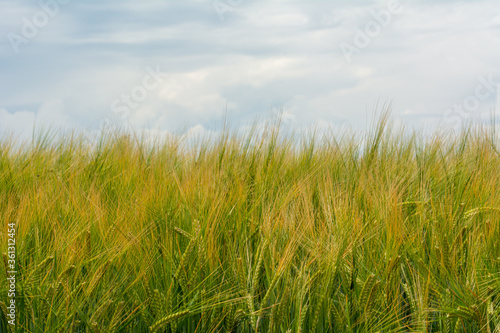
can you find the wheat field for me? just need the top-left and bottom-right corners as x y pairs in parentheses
(1, 114), (499, 332)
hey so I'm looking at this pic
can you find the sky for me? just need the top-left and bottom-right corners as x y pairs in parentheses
(1, 0), (500, 140)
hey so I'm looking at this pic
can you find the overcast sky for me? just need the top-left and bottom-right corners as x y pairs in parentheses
(1, 0), (500, 140)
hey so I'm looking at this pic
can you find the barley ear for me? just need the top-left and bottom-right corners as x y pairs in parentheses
(298, 303), (309, 333)
(359, 274), (378, 314)
(174, 236), (196, 290)
(150, 310), (190, 332)
(151, 289), (164, 318)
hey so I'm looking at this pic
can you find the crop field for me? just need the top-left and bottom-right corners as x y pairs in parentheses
(1, 115), (499, 332)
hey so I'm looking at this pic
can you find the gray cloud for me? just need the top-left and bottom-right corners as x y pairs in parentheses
(1, 0), (500, 139)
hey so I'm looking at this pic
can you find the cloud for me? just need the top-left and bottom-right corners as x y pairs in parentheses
(0, 108), (36, 137)
(0, 99), (71, 139)
(1, 0), (500, 139)
(36, 99), (69, 126)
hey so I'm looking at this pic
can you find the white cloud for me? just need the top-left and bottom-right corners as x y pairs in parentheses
(0, 100), (72, 140)
(0, 108), (36, 138)
(37, 99), (69, 126)
(1, 0), (500, 139)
